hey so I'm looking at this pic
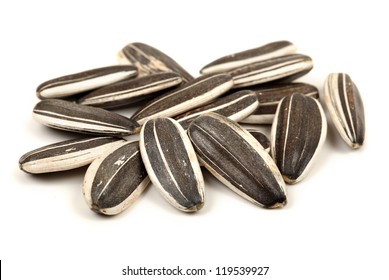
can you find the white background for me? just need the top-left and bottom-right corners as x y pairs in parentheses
(1, 1), (388, 279)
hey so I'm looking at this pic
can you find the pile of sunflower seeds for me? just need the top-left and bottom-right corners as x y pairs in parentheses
(19, 40), (365, 215)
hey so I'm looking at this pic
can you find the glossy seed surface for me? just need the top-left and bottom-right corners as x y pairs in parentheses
(200, 40), (297, 74)
(140, 118), (204, 212)
(78, 72), (182, 109)
(188, 113), (286, 208)
(83, 141), (150, 215)
(175, 90), (258, 130)
(240, 82), (319, 124)
(118, 42), (193, 83)
(19, 137), (125, 174)
(131, 73), (233, 125)
(324, 73), (365, 149)
(230, 54), (313, 88)
(36, 65), (138, 99)
(33, 99), (140, 136)
(271, 93), (327, 184)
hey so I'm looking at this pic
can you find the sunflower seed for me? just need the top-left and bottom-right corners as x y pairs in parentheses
(118, 42), (194, 83)
(140, 118), (204, 212)
(271, 93), (327, 184)
(33, 99), (140, 136)
(77, 72), (183, 109)
(240, 82), (319, 124)
(229, 54), (313, 88)
(175, 90), (258, 130)
(19, 137), (125, 174)
(131, 73), (233, 125)
(324, 73), (365, 149)
(83, 141), (150, 215)
(36, 65), (138, 99)
(200, 40), (297, 75)
(247, 129), (270, 153)
(188, 112), (286, 208)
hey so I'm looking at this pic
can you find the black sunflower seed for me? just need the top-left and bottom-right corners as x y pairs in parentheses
(200, 40), (297, 74)
(140, 118), (204, 212)
(36, 65), (138, 99)
(19, 136), (125, 174)
(33, 99), (140, 136)
(83, 141), (150, 215)
(78, 72), (182, 109)
(271, 93), (327, 184)
(324, 73), (365, 149)
(131, 73), (233, 125)
(229, 54), (313, 88)
(188, 112), (286, 208)
(118, 42), (193, 83)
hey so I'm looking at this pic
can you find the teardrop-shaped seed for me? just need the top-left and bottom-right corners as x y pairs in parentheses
(36, 65), (138, 99)
(140, 118), (204, 212)
(78, 72), (182, 109)
(200, 40), (297, 75)
(188, 112), (286, 208)
(33, 99), (140, 136)
(19, 136), (126, 174)
(247, 129), (270, 153)
(271, 93), (327, 184)
(175, 90), (258, 130)
(324, 73), (365, 149)
(240, 82), (319, 124)
(131, 73), (233, 125)
(83, 141), (150, 215)
(229, 54), (313, 88)
(118, 42), (194, 83)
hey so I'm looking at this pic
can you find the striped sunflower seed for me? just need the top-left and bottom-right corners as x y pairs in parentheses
(36, 65), (138, 99)
(77, 72), (182, 109)
(118, 42), (194, 83)
(229, 54), (313, 88)
(131, 73), (233, 125)
(33, 99), (140, 136)
(324, 73), (365, 149)
(83, 141), (150, 215)
(188, 112), (286, 208)
(140, 118), (204, 212)
(19, 136), (125, 174)
(175, 90), (258, 130)
(271, 93), (327, 184)
(247, 129), (270, 153)
(200, 40), (297, 75)
(240, 82), (319, 124)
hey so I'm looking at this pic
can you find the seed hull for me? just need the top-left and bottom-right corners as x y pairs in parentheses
(324, 73), (365, 149)
(118, 42), (193, 83)
(83, 141), (150, 215)
(19, 136), (126, 174)
(140, 118), (204, 212)
(271, 93), (327, 184)
(36, 65), (138, 99)
(131, 74), (233, 125)
(188, 113), (286, 208)
(33, 99), (140, 136)
(200, 40), (297, 74)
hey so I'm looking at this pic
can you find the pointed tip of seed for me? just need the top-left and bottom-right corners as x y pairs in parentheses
(131, 124), (141, 134)
(186, 202), (204, 212)
(179, 201), (204, 213)
(350, 142), (363, 149)
(268, 200), (287, 209)
(283, 176), (299, 185)
(91, 204), (102, 214)
(91, 204), (112, 216)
